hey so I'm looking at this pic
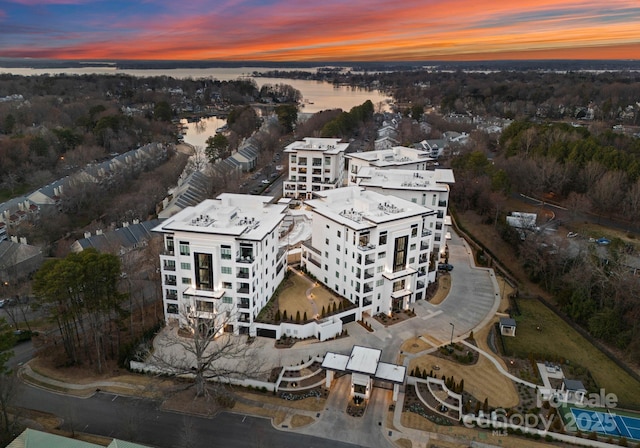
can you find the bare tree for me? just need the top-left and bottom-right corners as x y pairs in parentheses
(147, 309), (268, 398)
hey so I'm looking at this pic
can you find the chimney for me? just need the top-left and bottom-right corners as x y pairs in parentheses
(10, 236), (18, 243)
(84, 231), (91, 238)
(19, 237), (27, 244)
(96, 229), (103, 235)
(122, 222), (129, 228)
(133, 219), (140, 225)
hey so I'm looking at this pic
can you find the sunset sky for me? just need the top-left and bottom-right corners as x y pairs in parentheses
(1, 0), (639, 61)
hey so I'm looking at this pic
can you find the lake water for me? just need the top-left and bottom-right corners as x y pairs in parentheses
(180, 117), (228, 149)
(0, 66), (391, 114)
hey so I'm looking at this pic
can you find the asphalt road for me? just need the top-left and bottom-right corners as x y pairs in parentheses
(15, 383), (367, 448)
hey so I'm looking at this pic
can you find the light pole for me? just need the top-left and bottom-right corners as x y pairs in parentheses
(449, 322), (454, 347)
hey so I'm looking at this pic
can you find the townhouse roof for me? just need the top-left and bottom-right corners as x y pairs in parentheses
(73, 219), (163, 253)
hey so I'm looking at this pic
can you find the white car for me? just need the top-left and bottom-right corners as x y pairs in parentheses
(567, 232), (578, 238)
(261, 179), (270, 184)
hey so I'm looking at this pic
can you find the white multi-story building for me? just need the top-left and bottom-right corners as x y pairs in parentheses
(301, 187), (437, 317)
(345, 146), (435, 183)
(153, 194), (288, 335)
(350, 167), (455, 257)
(282, 137), (349, 199)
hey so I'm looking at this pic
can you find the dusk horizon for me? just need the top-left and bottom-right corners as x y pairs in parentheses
(1, 0), (639, 62)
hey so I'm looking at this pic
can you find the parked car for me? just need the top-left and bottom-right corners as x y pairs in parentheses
(261, 179), (270, 184)
(566, 232), (578, 238)
(596, 237), (611, 245)
(438, 263), (454, 271)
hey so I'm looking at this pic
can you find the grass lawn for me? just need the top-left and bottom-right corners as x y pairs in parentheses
(277, 270), (343, 320)
(503, 297), (640, 408)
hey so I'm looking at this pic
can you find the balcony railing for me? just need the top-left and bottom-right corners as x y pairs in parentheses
(238, 302), (250, 309)
(357, 243), (376, 251)
(363, 284), (373, 293)
(236, 256), (255, 264)
(237, 286), (250, 294)
(422, 229), (432, 237)
(163, 263), (176, 271)
(165, 279), (177, 286)
(166, 293), (177, 300)
(237, 271), (250, 278)
(364, 257), (375, 265)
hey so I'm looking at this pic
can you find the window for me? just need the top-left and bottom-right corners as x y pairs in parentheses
(410, 243), (416, 250)
(222, 296), (233, 304)
(325, 238), (329, 245)
(182, 277), (191, 284)
(393, 279), (405, 292)
(167, 303), (178, 314)
(221, 245), (232, 260)
(337, 230), (341, 237)
(324, 156), (331, 165)
(376, 279), (384, 287)
(411, 224), (418, 237)
(378, 231), (387, 245)
(377, 265), (384, 273)
(179, 241), (190, 255)
(180, 262), (191, 270)
(432, 194), (437, 206)
(409, 257), (415, 264)
(378, 251), (386, 259)
(221, 266), (232, 275)
(336, 258), (340, 265)
(223, 281), (232, 289)
(299, 156), (307, 165)
(195, 253), (213, 291)
(393, 236), (408, 272)
(336, 271), (339, 278)
(336, 244), (340, 251)
(166, 236), (174, 254)
(411, 198), (417, 203)
(196, 300), (214, 313)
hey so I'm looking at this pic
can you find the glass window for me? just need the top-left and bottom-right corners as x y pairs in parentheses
(221, 266), (232, 274)
(378, 231), (387, 245)
(393, 236), (408, 272)
(222, 296), (233, 304)
(180, 262), (191, 270)
(221, 245), (232, 260)
(195, 252), (213, 291)
(179, 241), (190, 255)
(182, 277), (191, 284)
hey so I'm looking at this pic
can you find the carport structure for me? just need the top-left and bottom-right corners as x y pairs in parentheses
(322, 345), (406, 402)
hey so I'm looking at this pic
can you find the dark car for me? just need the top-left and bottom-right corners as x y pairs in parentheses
(438, 263), (454, 271)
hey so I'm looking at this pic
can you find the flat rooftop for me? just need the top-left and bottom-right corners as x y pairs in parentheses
(153, 193), (287, 240)
(305, 186), (433, 230)
(355, 167), (455, 190)
(284, 137), (348, 155)
(347, 146), (433, 167)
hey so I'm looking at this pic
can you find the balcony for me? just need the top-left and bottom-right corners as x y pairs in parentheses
(364, 256), (375, 265)
(357, 243), (376, 251)
(422, 229), (432, 237)
(363, 284), (373, 293)
(238, 314), (251, 323)
(417, 269), (426, 277)
(238, 300), (250, 309)
(364, 270), (374, 279)
(312, 168), (321, 175)
(163, 262), (176, 271)
(236, 256), (255, 264)
(420, 241), (429, 251)
(237, 269), (250, 278)
(165, 277), (177, 286)
(417, 281), (425, 289)
(237, 284), (250, 294)
(419, 255), (429, 264)
(438, 200), (447, 208)
(166, 292), (177, 300)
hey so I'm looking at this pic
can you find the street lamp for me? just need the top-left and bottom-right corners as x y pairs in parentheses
(449, 322), (454, 347)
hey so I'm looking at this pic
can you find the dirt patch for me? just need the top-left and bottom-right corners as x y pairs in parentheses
(394, 438), (413, 448)
(400, 337), (433, 354)
(290, 414), (315, 428)
(428, 273), (451, 305)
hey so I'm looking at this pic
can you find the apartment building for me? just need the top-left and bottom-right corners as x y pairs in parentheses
(282, 137), (349, 199)
(153, 194), (288, 335)
(350, 167), (455, 257)
(301, 187), (437, 317)
(345, 146), (435, 183)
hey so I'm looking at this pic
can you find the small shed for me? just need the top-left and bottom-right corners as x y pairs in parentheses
(499, 317), (517, 337)
(562, 378), (586, 404)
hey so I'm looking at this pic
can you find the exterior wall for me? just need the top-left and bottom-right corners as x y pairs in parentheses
(158, 223), (286, 335)
(301, 200), (436, 315)
(362, 186), (449, 255)
(283, 138), (347, 200)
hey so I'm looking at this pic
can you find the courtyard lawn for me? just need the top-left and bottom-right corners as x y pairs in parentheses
(277, 270), (343, 320)
(503, 297), (640, 408)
